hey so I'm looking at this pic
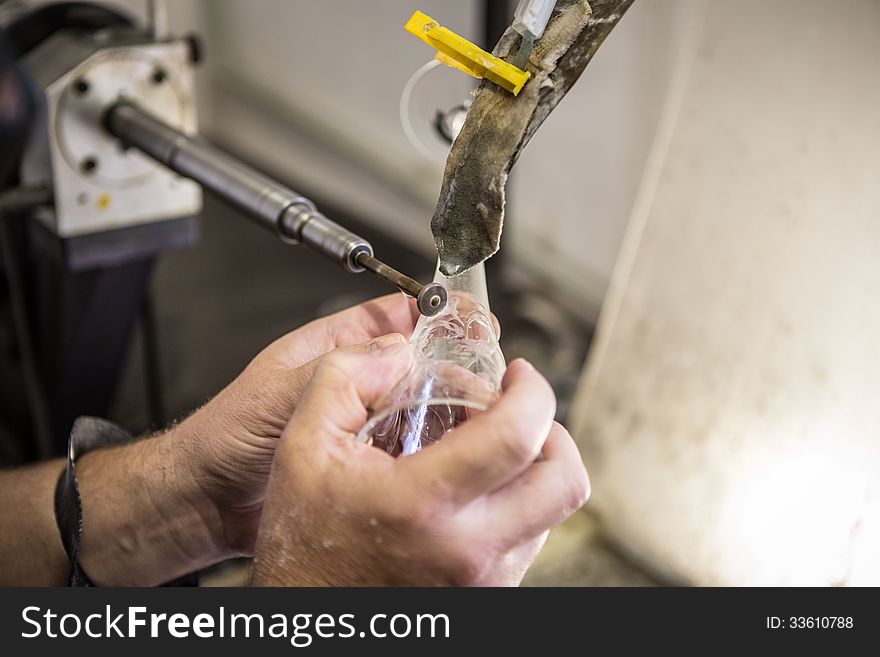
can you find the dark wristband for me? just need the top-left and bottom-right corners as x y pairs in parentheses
(54, 416), (133, 586)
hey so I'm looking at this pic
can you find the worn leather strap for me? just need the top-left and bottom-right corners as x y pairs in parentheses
(54, 416), (133, 586)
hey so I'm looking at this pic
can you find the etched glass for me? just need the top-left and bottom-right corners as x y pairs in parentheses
(356, 262), (505, 456)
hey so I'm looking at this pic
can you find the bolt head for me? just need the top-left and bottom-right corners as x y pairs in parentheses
(80, 157), (98, 174)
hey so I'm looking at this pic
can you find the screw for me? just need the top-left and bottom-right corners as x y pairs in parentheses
(81, 157), (98, 174)
(73, 78), (89, 95)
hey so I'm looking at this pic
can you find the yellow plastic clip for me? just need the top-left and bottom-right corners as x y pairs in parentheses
(405, 10), (530, 96)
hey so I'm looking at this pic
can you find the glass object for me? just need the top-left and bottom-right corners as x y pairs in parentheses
(356, 261), (506, 456)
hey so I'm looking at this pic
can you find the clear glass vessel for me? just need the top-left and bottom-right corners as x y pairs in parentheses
(356, 261), (506, 456)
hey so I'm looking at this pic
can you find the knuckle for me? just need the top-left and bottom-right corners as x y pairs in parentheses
(563, 462), (591, 513)
(397, 468), (458, 523)
(492, 380), (556, 467)
(406, 500), (437, 532)
(447, 548), (491, 587)
(534, 376), (558, 418)
(318, 350), (349, 374)
(497, 418), (541, 466)
(550, 419), (568, 437)
(421, 473), (459, 509)
(511, 365), (555, 406)
(312, 351), (358, 390)
(382, 493), (436, 533)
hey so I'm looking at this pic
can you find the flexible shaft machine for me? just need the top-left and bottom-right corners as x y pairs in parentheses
(6, 2), (447, 317)
(0, 0), (451, 454)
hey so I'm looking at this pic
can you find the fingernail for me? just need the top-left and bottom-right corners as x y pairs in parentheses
(370, 333), (407, 353)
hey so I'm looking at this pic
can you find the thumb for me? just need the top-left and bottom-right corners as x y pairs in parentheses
(291, 333), (413, 441)
(275, 332), (410, 409)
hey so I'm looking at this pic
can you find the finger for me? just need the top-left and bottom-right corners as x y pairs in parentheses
(262, 294), (419, 368)
(402, 359), (556, 506)
(491, 313), (501, 339)
(290, 335), (414, 441)
(263, 333), (406, 416)
(474, 533), (547, 586)
(474, 422), (590, 550)
(324, 293), (421, 348)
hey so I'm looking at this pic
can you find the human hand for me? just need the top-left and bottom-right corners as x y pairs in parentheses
(251, 342), (589, 586)
(171, 294), (422, 556)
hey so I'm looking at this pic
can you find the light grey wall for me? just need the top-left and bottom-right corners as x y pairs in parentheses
(572, 0), (880, 585)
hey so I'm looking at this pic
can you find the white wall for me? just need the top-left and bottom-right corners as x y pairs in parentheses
(572, 0), (880, 585)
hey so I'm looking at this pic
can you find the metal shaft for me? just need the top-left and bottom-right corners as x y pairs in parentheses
(356, 252), (447, 316)
(106, 100), (371, 271)
(105, 100), (447, 315)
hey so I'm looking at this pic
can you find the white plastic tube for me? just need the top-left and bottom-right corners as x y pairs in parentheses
(512, 0), (557, 39)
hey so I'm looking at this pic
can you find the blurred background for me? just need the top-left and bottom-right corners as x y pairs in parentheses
(1, 0), (878, 586)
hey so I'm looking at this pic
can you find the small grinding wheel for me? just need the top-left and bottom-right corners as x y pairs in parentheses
(417, 282), (448, 316)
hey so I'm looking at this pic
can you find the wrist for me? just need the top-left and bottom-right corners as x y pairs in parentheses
(76, 427), (231, 585)
(157, 420), (248, 563)
(171, 408), (264, 558)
